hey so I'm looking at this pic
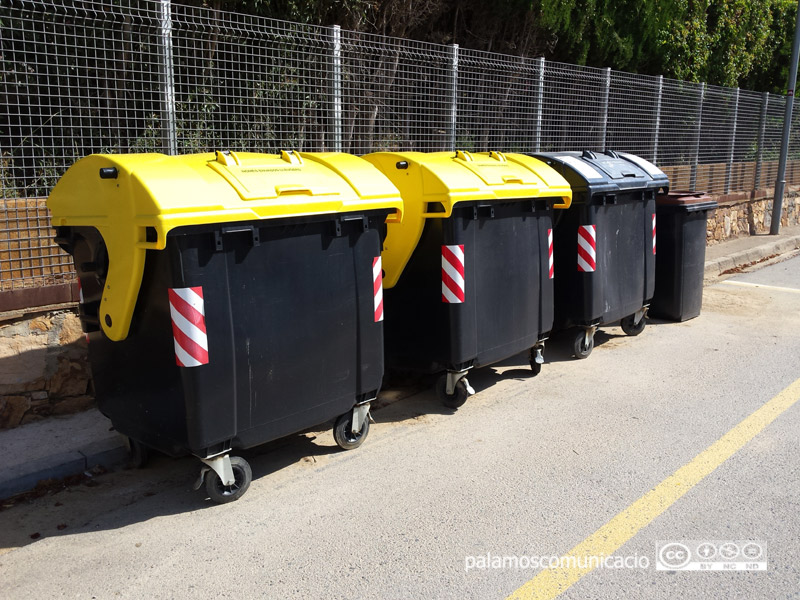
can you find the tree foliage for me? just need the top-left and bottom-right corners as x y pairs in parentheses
(179, 0), (799, 91)
(658, 0), (777, 87)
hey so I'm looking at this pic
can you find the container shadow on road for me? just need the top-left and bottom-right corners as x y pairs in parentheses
(473, 326), (625, 377)
(371, 326), (629, 418)
(456, 318), (690, 391)
(372, 374), (465, 424)
(374, 325), (635, 417)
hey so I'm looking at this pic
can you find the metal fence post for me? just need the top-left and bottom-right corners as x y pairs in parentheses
(755, 92), (769, 189)
(725, 88), (739, 194)
(448, 44), (459, 151)
(772, 0), (800, 233)
(535, 57), (545, 152)
(600, 67), (611, 150)
(690, 82), (706, 192)
(330, 25), (343, 152)
(652, 75), (663, 164)
(159, 0), (178, 155)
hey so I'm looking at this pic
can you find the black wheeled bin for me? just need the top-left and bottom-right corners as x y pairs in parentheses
(531, 150), (669, 358)
(47, 150), (403, 503)
(649, 191), (717, 321)
(364, 151), (572, 408)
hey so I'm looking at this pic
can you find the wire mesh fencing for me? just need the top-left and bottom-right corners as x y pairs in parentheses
(2, 0), (799, 300)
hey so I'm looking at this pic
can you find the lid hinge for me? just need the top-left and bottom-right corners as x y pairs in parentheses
(215, 225), (261, 250)
(602, 195), (617, 205)
(334, 214), (370, 236)
(473, 204), (495, 219)
(531, 199), (548, 212)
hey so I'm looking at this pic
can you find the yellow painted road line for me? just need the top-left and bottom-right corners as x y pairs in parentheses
(507, 377), (800, 600)
(719, 280), (800, 294)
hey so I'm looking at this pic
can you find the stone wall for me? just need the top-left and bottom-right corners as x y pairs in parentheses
(707, 186), (800, 244)
(0, 309), (93, 429)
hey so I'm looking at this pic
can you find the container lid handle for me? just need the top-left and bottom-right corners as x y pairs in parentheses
(214, 150), (242, 166)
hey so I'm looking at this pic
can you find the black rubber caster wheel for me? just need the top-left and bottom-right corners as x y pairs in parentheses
(436, 374), (470, 409)
(333, 411), (370, 450)
(573, 330), (594, 359)
(126, 437), (150, 469)
(205, 456), (252, 504)
(620, 313), (646, 336)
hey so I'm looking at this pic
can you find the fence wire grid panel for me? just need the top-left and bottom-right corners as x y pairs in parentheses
(2, 0), (800, 296)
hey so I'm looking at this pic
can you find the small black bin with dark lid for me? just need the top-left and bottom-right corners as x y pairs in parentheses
(649, 191), (718, 321)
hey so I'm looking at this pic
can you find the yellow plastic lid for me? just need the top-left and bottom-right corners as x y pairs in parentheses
(362, 151), (571, 288)
(47, 151), (403, 340)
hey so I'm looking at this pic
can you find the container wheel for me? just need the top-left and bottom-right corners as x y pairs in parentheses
(205, 456), (252, 504)
(333, 411), (370, 450)
(436, 374), (469, 409)
(126, 437), (150, 469)
(529, 359), (542, 376)
(620, 313), (646, 336)
(573, 330), (594, 359)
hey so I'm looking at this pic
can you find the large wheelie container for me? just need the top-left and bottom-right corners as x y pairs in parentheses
(363, 150), (571, 407)
(530, 150), (669, 358)
(47, 150), (403, 503)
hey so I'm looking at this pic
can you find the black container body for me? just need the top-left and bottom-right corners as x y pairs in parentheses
(650, 205), (713, 321)
(385, 200), (554, 373)
(552, 191), (657, 328)
(62, 211), (388, 458)
(532, 151), (664, 328)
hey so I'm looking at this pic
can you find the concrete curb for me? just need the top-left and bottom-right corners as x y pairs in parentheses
(704, 234), (800, 281)
(0, 434), (127, 500)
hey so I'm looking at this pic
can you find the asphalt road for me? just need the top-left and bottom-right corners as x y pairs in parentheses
(1, 255), (798, 599)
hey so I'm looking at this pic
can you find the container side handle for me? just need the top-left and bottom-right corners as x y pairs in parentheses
(385, 209), (403, 223)
(553, 195), (572, 209)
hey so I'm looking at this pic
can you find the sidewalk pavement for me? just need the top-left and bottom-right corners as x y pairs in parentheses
(2, 225), (800, 500)
(704, 224), (800, 280)
(0, 409), (127, 499)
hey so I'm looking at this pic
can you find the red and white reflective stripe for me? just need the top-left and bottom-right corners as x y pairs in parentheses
(548, 228), (554, 279)
(652, 214), (657, 255)
(373, 256), (384, 322)
(441, 244), (465, 303)
(577, 225), (597, 272)
(168, 287), (209, 368)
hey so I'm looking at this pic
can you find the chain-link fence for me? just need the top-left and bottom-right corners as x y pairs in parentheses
(2, 0), (799, 303)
